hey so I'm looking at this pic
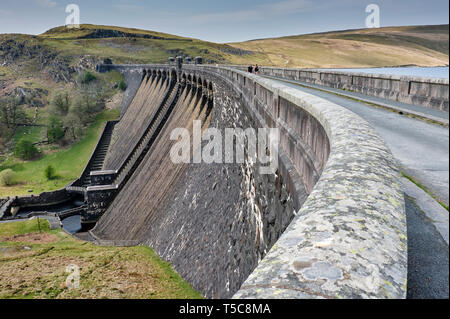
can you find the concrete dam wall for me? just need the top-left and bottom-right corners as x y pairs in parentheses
(90, 64), (407, 299)
(232, 66), (449, 111)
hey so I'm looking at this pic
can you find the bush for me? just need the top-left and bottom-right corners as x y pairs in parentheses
(44, 165), (56, 180)
(47, 116), (65, 143)
(14, 138), (38, 160)
(80, 71), (97, 84)
(0, 169), (16, 186)
(103, 58), (113, 65)
(118, 80), (127, 91)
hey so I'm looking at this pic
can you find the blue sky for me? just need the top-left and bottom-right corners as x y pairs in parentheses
(0, 0), (448, 42)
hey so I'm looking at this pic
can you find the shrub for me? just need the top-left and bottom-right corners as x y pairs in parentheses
(118, 80), (127, 91)
(0, 169), (16, 186)
(47, 115), (65, 143)
(103, 58), (113, 65)
(14, 138), (38, 160)
(81, 71), (97, 84)
(44, 165), (56, 180)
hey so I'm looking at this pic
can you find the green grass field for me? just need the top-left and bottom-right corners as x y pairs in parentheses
(0, 109), (120, 197)
(0, 219), (203, 299)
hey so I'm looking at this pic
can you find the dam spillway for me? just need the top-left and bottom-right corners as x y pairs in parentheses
(90, 66), (299, 298)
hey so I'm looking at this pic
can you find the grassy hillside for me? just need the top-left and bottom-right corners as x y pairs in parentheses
(1, 24), (447, 72)
(229, 24), (449, 68)
(0, 109), (120, 197)
(35, 24), (258, 65)
(0, 219), (202, 299)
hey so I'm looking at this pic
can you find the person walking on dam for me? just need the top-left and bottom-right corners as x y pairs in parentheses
(254, 64), (260, 74)
(248, 65), (253, 73)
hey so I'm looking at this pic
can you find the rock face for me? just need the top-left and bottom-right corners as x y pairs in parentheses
(218, 45), (254, 56)
(0, 39), (45, 64)
(11, 87), (48, 107)
(0, 38), (100, 83)
(77, 29), (183, 41)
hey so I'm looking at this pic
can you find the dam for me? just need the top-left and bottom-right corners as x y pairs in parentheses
(5, 61), (439, 299)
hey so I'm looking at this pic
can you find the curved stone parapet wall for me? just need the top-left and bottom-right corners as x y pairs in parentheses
(229, 65), (449, 111)
(206, 66), (407, 299)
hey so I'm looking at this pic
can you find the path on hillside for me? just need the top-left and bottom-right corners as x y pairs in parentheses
(265, 75), (449, 299)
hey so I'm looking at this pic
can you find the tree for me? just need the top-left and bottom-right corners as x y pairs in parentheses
(0, 96), (26, 129)
(47, 115), (65, 143)
(44, 165), (56, 180)
(80, 71), (97, 84)
(71, 86), (104, 125)
(118, 80), (127, 91)
(50, 90), (70, 116)
(14, 138), (38, 160)
(63, 111), (83, 142)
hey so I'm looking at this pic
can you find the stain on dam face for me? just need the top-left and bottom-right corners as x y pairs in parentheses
(91, 73), (298, 298)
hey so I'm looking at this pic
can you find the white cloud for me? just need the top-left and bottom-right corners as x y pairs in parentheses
(35, 0), (57, 8)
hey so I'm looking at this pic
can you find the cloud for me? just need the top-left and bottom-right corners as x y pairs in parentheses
(35, 0), (57, 7)
(187, 0), (312, 24)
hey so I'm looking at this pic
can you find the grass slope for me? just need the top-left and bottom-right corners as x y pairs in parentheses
(3, 23), (444, 68)
(0, 109), (120, 197)
(0, 219), (202, 299)
(229, 25), (449, 68)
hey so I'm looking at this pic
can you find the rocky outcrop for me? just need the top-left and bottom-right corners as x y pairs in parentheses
(0, 38), (100, 83)
(11, 87), (48, 107)
(218, 45), (254, 56)
(78, 29), (184, 41)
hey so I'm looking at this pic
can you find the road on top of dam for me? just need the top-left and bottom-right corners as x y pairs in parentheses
(264, 75), (449, 299)
(264, 75), (449, 207)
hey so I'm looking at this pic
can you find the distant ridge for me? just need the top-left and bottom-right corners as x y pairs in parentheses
(1, 23), (448, 68)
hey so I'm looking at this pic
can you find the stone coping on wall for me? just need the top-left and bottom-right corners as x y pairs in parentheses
(205, 67), (408, 299)
(259, 66), (450, 84)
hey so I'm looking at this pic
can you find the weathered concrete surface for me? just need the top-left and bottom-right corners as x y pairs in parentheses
(226, 68), (407, 299)
(257, 67), (449, 111)
(256, 72), (448, 298)
(262, 74), (449, 126)
(266, 76), (449, 207)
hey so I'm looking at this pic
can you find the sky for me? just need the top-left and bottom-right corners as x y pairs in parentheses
(0, 0), (448, 43)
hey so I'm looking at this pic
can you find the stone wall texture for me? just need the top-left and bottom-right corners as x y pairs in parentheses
(245, 66), (448, 112)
